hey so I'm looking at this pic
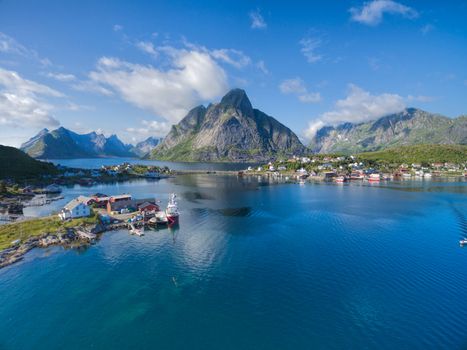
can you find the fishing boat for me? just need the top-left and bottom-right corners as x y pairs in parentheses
(368, 173), (380, 182)
(148, 211), (169, 226)
(460, 238), (467, 247)
(166, 193), (179, 225)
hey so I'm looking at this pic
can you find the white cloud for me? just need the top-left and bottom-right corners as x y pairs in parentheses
(304, 84), (406, 139)
(0, 68), (61, 128)
(89, 47), (228, 122)
(421, 24), (434, 35)
(0, 32), (52, 66)
(136, 41), (158, 58)
(299, 37), (322, 63)
(279, 78), (321, 104)
(249, 10), (267, 29)
(113, 24), (123, 32)
(182, 41), (251, 69)
(125, 120), (170, 141)
(210, 49), (251, 69)
(350, 0), (418, 26)
(256, 60), (269, 74)
(45, 72), (76, 82)
(71, 80), (114, 96)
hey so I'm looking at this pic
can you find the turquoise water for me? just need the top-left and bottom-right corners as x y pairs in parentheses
(1, 175), (467, 349)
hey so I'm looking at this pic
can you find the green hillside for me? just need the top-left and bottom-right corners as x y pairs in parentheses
(0, 145), (58, 179)
(357, 144), (467, 164)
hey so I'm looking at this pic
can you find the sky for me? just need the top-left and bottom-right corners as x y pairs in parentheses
(0, 0), (466, 147)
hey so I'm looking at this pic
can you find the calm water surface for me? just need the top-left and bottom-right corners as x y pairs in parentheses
(50, 157), (257, 171)
(1, 173), (467, 349)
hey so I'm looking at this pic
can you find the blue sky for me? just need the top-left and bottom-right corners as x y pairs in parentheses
(0, 0), (466, 147)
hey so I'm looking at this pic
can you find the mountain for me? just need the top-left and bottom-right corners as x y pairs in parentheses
(150, 89), (306, 162)
(0, 145), (57, 179)
(21, 127), (136, 159)
(131, 137), (162, 157)
(310, 108), (467, 154)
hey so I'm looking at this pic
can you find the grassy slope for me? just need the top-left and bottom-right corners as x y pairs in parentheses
(0, 213), (99, 250)
(0, 145), (58, 179)
(357, 144), (467, 164)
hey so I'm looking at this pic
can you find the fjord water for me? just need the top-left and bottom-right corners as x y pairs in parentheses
(1, 175), (467, 349)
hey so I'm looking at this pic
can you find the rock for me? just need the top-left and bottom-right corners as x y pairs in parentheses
(150, 89), (307, 162)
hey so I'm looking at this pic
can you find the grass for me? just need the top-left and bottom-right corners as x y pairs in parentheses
(0, 212), (99, 250)
(356, 144), (467, 165)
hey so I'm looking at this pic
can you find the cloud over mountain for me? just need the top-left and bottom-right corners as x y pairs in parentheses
(304, 84), (406, 138)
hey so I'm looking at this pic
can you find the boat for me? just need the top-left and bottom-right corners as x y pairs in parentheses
(423, 173), (432, 178)
(335, 176), (346, 183)
(402, 173), (412, 178)
(166, 193), (179, 225)
(368, 173), (380, 182)
(350, 171), (364, 180)
(460, 238), (467, 247)
(148, 211), (169, 226)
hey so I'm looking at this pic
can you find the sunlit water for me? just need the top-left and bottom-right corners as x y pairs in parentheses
(1, 174), (467, 349)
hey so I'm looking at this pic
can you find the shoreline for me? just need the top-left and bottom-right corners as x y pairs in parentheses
(1, 171), (465, 270)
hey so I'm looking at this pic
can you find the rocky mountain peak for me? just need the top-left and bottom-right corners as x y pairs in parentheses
(220, 89), (253, 115)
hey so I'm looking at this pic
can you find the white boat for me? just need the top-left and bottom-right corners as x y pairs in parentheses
(460, 238), (467, 247)
(368, 173), (380, 182)
(166, 193), (179, 224)
(335, 176), (346, 183)
(149, 211), (169, 225)
(424, 173), (432, 178)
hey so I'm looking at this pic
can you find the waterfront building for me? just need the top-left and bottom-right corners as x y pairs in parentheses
(59, 199), (91, 220)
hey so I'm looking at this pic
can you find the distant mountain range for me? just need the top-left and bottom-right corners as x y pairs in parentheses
(21, 127), (137, 159)
(131, 137), (162, 157)
(310, 108), (467, 154)
(149, 89), (306, 162)
(18, 92), (467, 161)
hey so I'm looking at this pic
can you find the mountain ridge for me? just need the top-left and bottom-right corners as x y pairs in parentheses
(310, 108), (467, 154)
(150, 89), (307, 162)
(21, 127), (136, 159)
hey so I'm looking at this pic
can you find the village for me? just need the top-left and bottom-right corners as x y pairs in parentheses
(0, 190), (180, 268)
(248, 154), (467, 183)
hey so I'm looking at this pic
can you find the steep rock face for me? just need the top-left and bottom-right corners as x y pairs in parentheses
(21, 127), (136, 159)
(131, 137), (162, 157)
(310, 108), (467, 154)
(150, 89), (306, 162)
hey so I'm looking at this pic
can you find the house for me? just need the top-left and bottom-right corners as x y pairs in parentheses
(137, 201), (160, 213)
(59, 198), (91, 220)
(106, 197), (156, 214)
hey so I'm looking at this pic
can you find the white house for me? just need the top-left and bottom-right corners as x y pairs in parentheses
(59, 198), (91, 220)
